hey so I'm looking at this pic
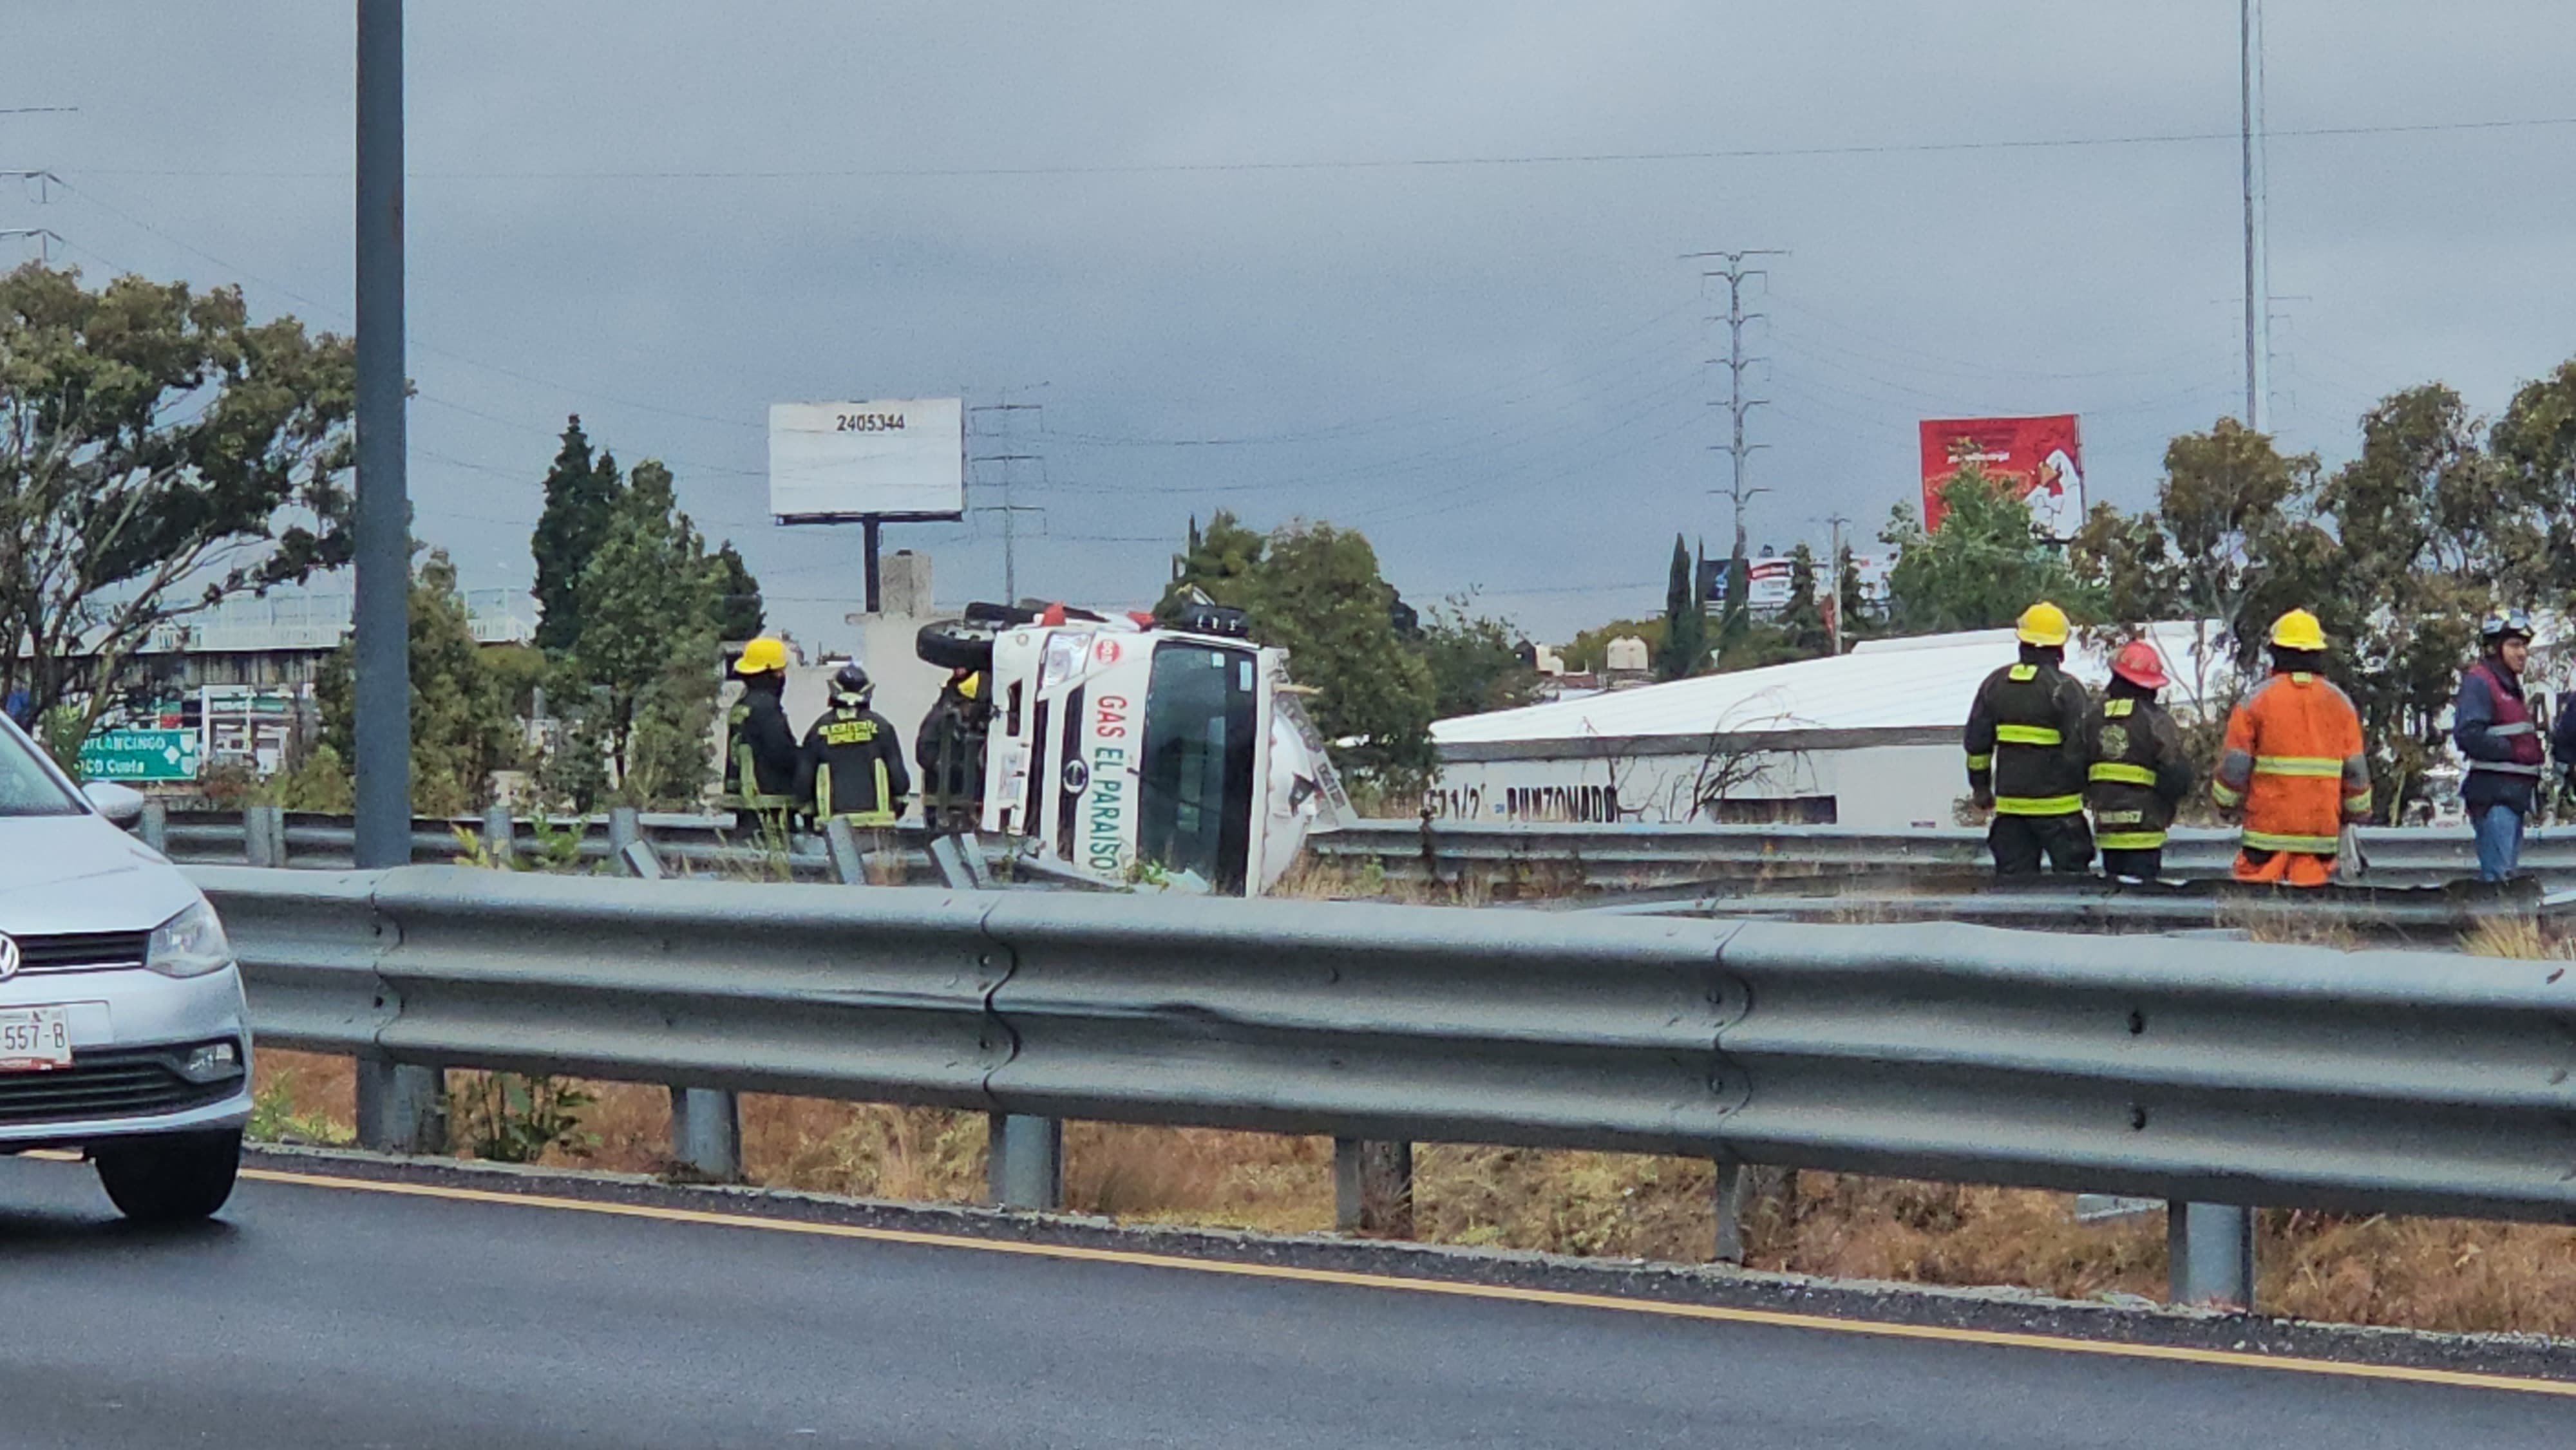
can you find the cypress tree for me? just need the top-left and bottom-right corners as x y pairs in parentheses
(1657, 534), (1707, 681)
(531, 416), (626, 654)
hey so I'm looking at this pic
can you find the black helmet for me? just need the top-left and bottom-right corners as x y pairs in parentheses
(830, 663), (875, 704)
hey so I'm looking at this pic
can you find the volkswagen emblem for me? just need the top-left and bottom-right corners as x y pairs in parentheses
(0, 933), (19, 983)
(1061, 758), (1091, 793)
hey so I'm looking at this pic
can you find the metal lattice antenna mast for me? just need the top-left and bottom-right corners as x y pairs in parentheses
(1683, 249), (1786, 559)
(969, 394), (1046, 603)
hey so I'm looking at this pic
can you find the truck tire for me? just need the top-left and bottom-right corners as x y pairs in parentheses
(95, 1128), (243, 1224)
(915, 619), (997, 672)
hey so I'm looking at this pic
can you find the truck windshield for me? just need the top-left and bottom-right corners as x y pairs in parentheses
(0, 719), (86, 818)
(1138, 641), (1257, 892)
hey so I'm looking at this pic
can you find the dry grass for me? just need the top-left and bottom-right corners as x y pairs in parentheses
(246, 1050), (2576, 1337)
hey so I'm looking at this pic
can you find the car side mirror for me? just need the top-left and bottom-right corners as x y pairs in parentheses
(84, 780), (147, 826)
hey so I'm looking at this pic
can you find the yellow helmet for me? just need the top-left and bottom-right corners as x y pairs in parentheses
(2014, 601), (2071, 648)
(734, 637), (790, 676)
(2268, 608), (2327, 652)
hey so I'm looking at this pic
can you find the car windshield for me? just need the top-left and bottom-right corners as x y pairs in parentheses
(0, 720), (86, 818)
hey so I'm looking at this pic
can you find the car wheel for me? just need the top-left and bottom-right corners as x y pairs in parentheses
(915, 619), (998, 672)
(94, 1128), (243, 1224)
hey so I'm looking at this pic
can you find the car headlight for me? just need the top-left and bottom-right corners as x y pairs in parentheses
(147, 899), (234, 978)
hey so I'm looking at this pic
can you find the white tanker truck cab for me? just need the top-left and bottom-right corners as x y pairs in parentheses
(922, 601), (1347, 895)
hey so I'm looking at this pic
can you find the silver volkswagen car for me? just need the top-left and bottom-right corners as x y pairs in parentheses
(0, 713), (251, 1221)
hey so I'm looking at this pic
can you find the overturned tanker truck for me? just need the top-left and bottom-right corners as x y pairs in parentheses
(914, 599), (1349, 896)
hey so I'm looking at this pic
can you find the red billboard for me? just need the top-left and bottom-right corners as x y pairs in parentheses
(1919, 415), (2084, 539)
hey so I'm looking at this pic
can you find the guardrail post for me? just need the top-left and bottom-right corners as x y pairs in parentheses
(611, 807), (735, 1178)
(667, 1082), (743, 1183)
(824, 818), (869, 885)
(609, 806), (664, 880)
(243, 804), (286, 867)
(1334, 1137), (1414, 1237)
(988, 1113), (1063, 1210)
(1712, 1158), (1750, 1263)
(138, 800), (168, 853)
(2168, 1201), (2256, 1310)
(355, 1062), (446, 1154)
(482, 799), (515, 866)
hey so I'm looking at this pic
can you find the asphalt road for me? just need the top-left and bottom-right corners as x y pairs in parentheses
(2, 1154), (2570, 1449)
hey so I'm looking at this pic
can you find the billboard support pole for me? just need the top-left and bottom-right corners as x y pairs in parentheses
(862, 518), (882, 614)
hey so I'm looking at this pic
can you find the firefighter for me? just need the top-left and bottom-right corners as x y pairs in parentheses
(2083, 639), (2194, 882)
(799, 663), (910, 876)
(1965, 601), (2095, 876)
(915, 666), (990, 835)
(2453, 608), (2545, 881)
(2210, 608), (2371, 887)
(722, 636), (802, 834)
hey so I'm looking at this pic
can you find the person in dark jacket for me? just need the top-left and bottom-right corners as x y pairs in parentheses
(2454, 608), (2546, 881)
(1964, 601), (2096, 876)
(2083, 640), (2195, 882)
(722, 637), (802, 833)
(915, 667), (990, 835)
(799, 664), (910, 826)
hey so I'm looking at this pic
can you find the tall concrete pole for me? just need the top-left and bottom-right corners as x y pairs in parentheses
(353, 0), (411, 871)
(2241, 0), (2271, 433)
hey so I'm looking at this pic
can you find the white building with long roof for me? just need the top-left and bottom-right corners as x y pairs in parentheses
(1428, 622), (2235, 830)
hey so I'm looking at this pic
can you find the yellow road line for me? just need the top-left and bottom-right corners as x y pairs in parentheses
(232, 1165), (2576, 1400)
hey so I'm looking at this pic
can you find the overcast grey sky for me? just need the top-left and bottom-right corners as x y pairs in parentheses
(5, 1), (2571, 646)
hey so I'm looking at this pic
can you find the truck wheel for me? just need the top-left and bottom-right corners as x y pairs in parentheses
(916, 619), (998, 672)
(95, 1129), (243, 1224)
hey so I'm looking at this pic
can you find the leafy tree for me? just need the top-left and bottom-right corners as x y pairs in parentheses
(1880, 463), (2098, 636)
(0, 263), (355, 735)
(707, 541), (766, 641)
(1227, 522), (1436, 782)
(1416, 597), (1539, 719)
(531, 415), (623, 654)
(2490, 359), (2576, 594)
(1774, 542), (1831, 660)
(1655, 534), (1707, 681)
(1157, 510), (1267, 618)
(564, 460), (722, 800)
(2315, 384), (2543, 816)
(307, 551), (522, 816)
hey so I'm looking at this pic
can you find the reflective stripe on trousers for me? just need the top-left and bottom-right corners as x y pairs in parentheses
(2240, 828), (2340, 854)
(1994, 795), (2083, 816)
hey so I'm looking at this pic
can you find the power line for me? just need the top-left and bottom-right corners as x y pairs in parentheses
(60, 113), (2576, 182)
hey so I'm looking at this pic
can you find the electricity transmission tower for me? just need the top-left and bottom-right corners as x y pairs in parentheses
(1683, 249), (1785, 561)
(969, 395), (1047, 604)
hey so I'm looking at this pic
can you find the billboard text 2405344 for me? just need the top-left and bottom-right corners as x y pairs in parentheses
(768, 398), (966, 523)
(1918, 415), (2083, 540)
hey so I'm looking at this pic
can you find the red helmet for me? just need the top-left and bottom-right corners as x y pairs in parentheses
(2109, 640), (2170, 690)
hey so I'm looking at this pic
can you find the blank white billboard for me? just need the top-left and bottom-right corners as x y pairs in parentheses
(768, 398), (965, 522)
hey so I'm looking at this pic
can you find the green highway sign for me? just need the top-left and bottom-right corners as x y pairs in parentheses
(79, 728), (202, 783)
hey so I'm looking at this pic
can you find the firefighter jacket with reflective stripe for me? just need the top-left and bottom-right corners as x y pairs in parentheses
(2211, 672), (2369, 856)
(1964, 658), (2090, 817)
(2081, 691), (2193, 851)
(723, 682), (802, 813)
(799, 706), (911, 826)
(2453, 660), (2546, 815)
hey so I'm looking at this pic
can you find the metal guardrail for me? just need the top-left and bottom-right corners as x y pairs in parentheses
(191, 864), (2576, 1226)
(1318, 818), (2566, 891)
(159, 809), (2542, 895)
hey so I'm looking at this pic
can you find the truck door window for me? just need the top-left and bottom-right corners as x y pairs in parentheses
(1139, 641), (1256, 892)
